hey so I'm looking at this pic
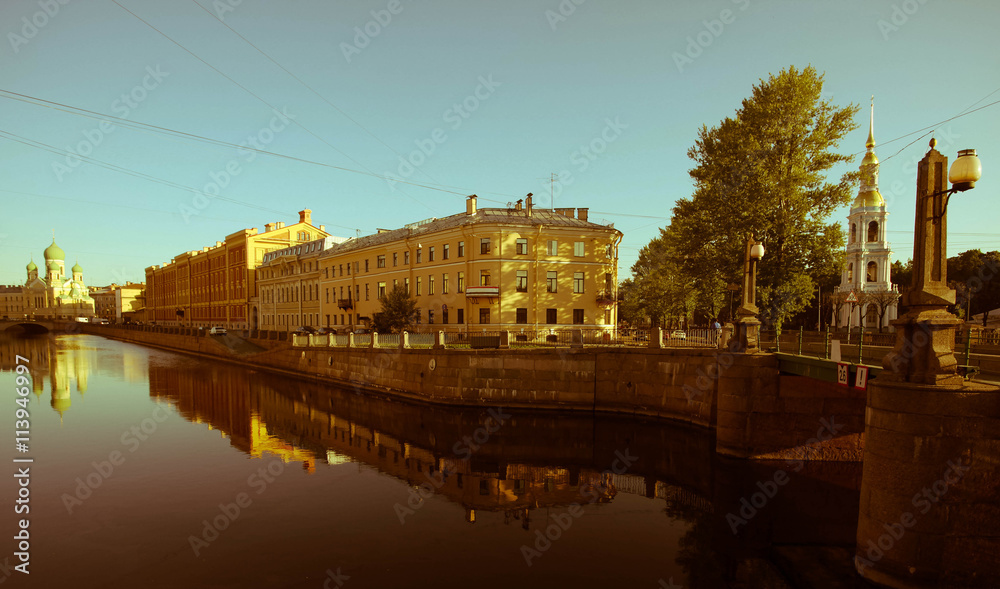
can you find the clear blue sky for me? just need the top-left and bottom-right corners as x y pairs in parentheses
(2, 0), (998, 287)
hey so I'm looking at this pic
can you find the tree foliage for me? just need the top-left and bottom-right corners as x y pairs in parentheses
(626, 66), (859, 329)
(372, 284), (419, 333)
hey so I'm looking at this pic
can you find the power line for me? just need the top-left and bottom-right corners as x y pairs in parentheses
(109, 0), (438, 214)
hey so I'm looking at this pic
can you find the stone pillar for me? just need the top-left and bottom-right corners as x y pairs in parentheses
(499, 331), (510, 349)
(433, 331), (445, 349)
(649, 327), (664, 349)
(570, 329), (583, 348)
(348, 332), (355, 348)
(719, 323), (734, 350)
(401, 330), (410, 349)
(370, 331), (377, 349)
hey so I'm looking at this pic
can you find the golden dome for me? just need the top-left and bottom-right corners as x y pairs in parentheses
(852, 189), (885, 208)
(861, 151), (878, 166)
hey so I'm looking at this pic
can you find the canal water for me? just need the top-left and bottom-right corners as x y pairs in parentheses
(1, 334), (864, 588)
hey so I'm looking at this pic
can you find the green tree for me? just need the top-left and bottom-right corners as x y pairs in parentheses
(675, 65), (859, 329)
(372, 284), (419, 333)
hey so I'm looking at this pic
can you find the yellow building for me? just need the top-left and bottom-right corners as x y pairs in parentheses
(257, 236), (349, 332)
(145, 210), (328, 329)
(12, 239), (96, 320)
(301, 195), (621, 332)
(90, 282), (146, 323)
(0, 285), (26, 319)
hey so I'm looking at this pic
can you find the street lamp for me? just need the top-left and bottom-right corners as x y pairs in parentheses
(881, 140), (982, 385)
(734, 234), (765, 353)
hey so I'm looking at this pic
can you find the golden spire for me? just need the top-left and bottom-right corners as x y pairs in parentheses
(866, 96), (875, 149)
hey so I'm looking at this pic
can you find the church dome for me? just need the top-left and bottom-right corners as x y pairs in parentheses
(852, 189), (885, 208)
(44, 239), (65, 261)
(26, 259), (37, 272)
(861, 151), (878, 166)
(72, 261), (83, 273)
(47, 260), (60, 272)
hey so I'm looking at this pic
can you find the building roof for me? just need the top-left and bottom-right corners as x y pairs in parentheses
(318, 207), (618, 259)
(44, 239), (65, 261)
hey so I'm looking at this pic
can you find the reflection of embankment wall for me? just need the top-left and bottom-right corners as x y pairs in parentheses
(86, 326), (865, 461)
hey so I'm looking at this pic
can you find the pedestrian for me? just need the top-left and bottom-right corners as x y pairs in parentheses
(713, 318), (722, 343)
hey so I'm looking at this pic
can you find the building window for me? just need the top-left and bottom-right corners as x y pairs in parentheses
(573, 272), (584, 294)
(546, 308), (557, 324)
(458, 241), (465, 257)
(868, 221), (879, 242)
(365, 284), (370, 301)
(847, 263), (854, 283)
(347, 263), (351, 275)
(365, 259), (370, 272)
(867, 261), (877, 282)
(442, 306), (449, 324)
(404, 277), (410, 294)
(480, 238), (491, 255)
(516, 238), (528, 255)
(457, 272), (465, 293)
(377, 255), (386, 268)
(479, 308), (490, 324)
(574, 241), (585, 257)
(516, 270), (528, 292)
(442, 273), (449, 294)
(429, 246), (435, 262)
(547, 240), (558, 255)
(443, 244), (450, 260)
(428, 310), (434, 324)
(457, 308), (464, 324)
(416, 248), (422, 264)
(377, 282), (386, 299)
(480, 271), (491, 286)
(851, 223), (857, 244)
(404, 251), (410, 265)
(416, 277), (422, 295)
(547, 271), (557, 293)
(516, 308), (527, 324)
(573, 309), (584, 324)
(393, 253), (398, 267)
(428, 275), (435, 295)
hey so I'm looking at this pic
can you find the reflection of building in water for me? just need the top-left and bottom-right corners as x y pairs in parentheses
(0, 334), (93, 419)
(148, 366), (317, 472)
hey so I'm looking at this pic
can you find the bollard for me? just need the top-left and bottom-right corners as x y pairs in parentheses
(348, 332), (355, 348)
(434, 330), (445, 349)
(401, 330), (410, 349)
(649, 327), (664, 349)
(797, 326), (803, 356)
(370, 331), (377, 349)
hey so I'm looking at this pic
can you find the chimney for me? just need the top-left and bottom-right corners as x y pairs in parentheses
(556, 208), (574, 217)
(264, 223), (274, 232)
(319, 225), (325, 232)
(578, 208), (589, 222)
(515, 199), (523, 211)
(299, 209), (312, 224)
(525, 193), (533, 217)
(276, 222), (285, 229)
(466, 194), (478, 215)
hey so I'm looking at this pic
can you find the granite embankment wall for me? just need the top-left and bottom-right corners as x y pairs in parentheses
(79, 325), (865, 460)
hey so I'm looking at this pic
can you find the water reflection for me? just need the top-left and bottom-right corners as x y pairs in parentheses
(1, 334), (864, 588)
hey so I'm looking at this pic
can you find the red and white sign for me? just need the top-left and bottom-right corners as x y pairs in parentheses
(836, 362), (850, 386)
(854, 365), (869, 389)
(845, 291), (858, 303)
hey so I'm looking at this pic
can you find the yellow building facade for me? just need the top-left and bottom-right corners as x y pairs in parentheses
(145, 210), (329, 329)
(260, 196), (622, 332)
(256, 236), (348, 331)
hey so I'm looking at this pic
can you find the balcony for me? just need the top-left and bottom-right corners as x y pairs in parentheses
(465, 285), (499, 303)
(337, 298), (354, 310)
(596, 291), (616, 307)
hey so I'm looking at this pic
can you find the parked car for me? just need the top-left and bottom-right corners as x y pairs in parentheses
(315, 327), (335, 335)
(292, 326), (315, 335)
(209, 326), (227, 335)
(669, 330), (687, 340)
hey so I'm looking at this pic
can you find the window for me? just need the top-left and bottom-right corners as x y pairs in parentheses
(516, 308), (527, 324)
(480, 271), (491, 286)
(573, 272), (584, 294)
(457, 272), (465, 293)
(479, 308), (490, 324)
(443, 244), (450, 260)
(325, 288), (330, 303)
(847, 263), (854, 282)
(458, 241), (465, 257)
(516, 238), (528, 255)
(339, 264), (343, 276)
(404, 277), (410, 294)
(573, 309), (584, 324)
(428, 275), (435, 295)
(457, 308), (464, 324)
(365, 284), (370, 301)
(416, 248), (422, 264)
(404, 251), (410, 265)
(546, 308), (557, 324)
(868, 221), (879, 242)
(516, 270), (528, 292)
(851, 223), (857, 244)
(416, 277), (422, 295)
(428, 310), (434, 324)
(574, 241), (585, 257)
(377, 255), (386, 268)
(393, 253), (398, 267)
(480, 238), (491, 254)
(429, 246), (435, 262)
(377, 282), (386, 299)
(867, 261), (877, 282)
(547, 271), (557, 293)
(347, 263), (351, 275)
(547, 240), (558, 255)
(442, 306), (449, 324)
(365, 259), (369, 272)
(442, 273), (449, 294)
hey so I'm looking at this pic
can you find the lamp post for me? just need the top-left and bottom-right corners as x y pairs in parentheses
(733, 234), (765, 353)
(881, 140), (982, 385)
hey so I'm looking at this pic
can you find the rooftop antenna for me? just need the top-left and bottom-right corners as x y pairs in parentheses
(536, 173), (558, 210)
